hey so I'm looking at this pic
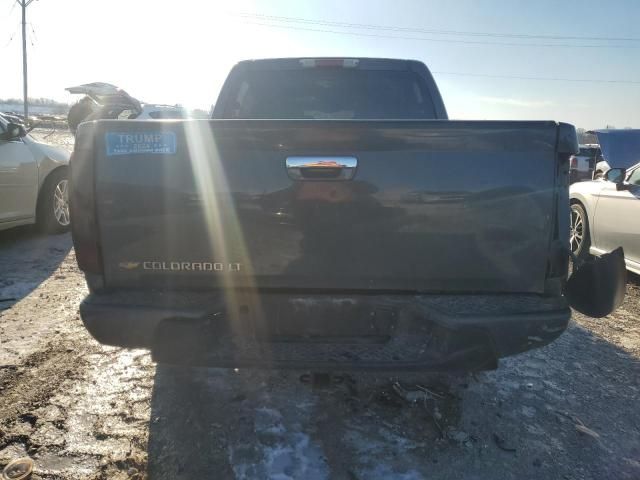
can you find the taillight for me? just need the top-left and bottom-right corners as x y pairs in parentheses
(70, 124), (103, 275)
(74, 241), (102, 273)
(570, 156), (577, 169)
(299, 58), (359, 68)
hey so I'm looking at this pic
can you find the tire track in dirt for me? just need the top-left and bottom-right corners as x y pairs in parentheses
(0, 339), (95, 454)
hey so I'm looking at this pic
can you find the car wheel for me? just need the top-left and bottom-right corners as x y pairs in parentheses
(37, 169), (70, 234)
(570, 203), (591, 260)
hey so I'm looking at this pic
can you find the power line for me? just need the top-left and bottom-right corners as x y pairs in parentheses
(433, 71), (640, 85)
(3, 31), (16, 48)
(2, 20), (20, 48)
(28, 21), (37, 44)
(2, 0), (18, 44)
(236, 16), (640, 49)
(236, 12), (640, 43)
(235, 17), (639, 85)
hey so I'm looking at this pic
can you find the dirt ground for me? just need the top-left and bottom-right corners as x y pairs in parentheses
(0, 129), (639, 479)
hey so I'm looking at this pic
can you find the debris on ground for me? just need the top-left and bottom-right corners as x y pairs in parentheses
(447, 428), (470, 443)
(392, 382), (446, 403)
(2, 457), (34, 480)
(492, 433), (517, 453)
(556, 411), (600, 439)
(575, 424), (600, 439)
(392, 382), (426, 403)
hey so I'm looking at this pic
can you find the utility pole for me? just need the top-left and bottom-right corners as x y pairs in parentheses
(17, 0), (36, 124)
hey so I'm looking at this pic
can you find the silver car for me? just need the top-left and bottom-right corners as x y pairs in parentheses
(0, 114), (70, 233)
(570, 162), (640, 274)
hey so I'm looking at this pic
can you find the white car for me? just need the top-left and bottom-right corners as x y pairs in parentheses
(570, 162), (640, 274)
(0, 114), (71, 233)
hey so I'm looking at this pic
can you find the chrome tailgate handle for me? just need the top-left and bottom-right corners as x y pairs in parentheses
(286, 156), (357, 181)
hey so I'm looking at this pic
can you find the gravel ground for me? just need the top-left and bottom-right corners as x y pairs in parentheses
(0, 129), (638, 479)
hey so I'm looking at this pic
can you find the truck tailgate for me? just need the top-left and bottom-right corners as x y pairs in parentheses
(78, 120), (570, 293)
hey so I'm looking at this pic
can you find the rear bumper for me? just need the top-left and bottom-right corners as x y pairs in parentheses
(80, 291), (570, 371)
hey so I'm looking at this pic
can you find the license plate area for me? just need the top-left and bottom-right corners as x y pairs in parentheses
(254, 297), (398, 343)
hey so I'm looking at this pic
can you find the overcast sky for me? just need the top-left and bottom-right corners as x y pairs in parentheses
(0, 0), (639, 128)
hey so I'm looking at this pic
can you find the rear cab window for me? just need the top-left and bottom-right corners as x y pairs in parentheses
(578, 148), (599, 157)
(219, 62), (438, 120)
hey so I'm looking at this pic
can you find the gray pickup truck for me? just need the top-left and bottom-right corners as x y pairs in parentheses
(70, 58), (625, 371)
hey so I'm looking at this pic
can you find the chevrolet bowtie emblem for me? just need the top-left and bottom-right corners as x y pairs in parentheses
(118, 262), (141, 270)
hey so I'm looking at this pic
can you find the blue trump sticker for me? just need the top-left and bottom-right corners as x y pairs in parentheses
(106, 131), (177, 156)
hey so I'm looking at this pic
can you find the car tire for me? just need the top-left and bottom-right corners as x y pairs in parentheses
(37, 169), (70, 234)
(570, 203), (591, 260)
